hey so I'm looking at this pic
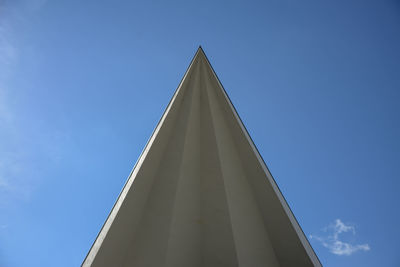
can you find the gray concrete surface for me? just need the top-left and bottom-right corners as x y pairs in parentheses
(82, 48), (321, 267)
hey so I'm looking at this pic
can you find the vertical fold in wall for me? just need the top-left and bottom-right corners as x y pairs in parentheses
(203, 56), (280, 267)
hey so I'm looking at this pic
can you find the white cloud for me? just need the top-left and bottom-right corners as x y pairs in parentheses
(0, 0), (47, 70)
(0, 26), (18, 68)
(0, 20), (18, 81)
(0, 0), (48, 200)
(0, 175), (8, 188)
(310, 219), (370, 256)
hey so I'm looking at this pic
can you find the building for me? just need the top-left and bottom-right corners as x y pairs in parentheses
(82, 47), (321, 267)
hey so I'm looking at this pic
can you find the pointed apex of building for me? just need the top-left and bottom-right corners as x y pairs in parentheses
(194, 45), (208, 59)
(193, 45), (204, 59)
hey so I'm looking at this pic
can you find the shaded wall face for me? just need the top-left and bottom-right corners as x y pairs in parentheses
(83, 50), (319, 267)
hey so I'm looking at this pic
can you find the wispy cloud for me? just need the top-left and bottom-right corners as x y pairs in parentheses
(0, 3), (18, 74)
(0, 175), (8, 188)
(310, 219), (370, 256)
(0, 5), (20, 195)
(0, 25), (18, 68)
(0, 0), (48, 201)
(0, 0), (47, 69)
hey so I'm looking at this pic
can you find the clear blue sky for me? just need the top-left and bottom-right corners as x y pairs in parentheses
(0, 0), (399, 266)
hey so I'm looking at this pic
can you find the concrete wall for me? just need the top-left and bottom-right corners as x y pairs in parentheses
(82, 48), (321, 267)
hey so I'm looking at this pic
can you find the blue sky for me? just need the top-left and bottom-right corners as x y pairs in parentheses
(0, 0), (399, 266)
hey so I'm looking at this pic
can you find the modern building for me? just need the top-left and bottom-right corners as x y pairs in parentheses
(82, 47), (321, 267)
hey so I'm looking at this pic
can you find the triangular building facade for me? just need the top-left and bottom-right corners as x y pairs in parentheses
(83, 47), (321, 267)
